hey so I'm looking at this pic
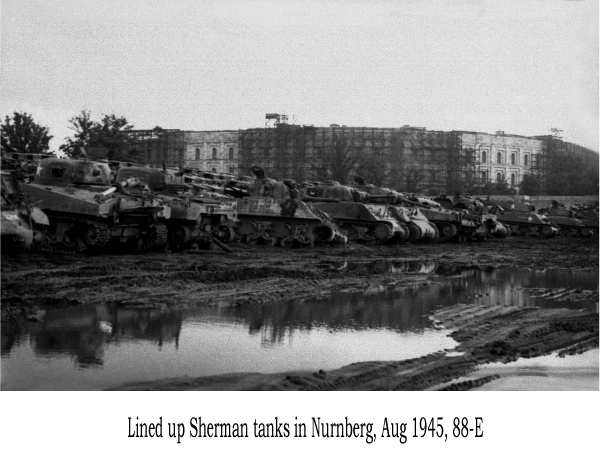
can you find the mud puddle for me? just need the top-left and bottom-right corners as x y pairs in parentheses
(1, 266), (597, 390)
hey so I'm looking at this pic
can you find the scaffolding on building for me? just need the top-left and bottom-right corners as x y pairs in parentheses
(128, 128), (186, 167)
(389, 128), (479, 194)
(239, 122), (481, 192)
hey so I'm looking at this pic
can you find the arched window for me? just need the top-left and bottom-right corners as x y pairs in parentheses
(510, 173), (516, 186)
(497, 152), (502, 164)
(481, 171), (487, 182)
(195, 148), (200, 160)
(524, 154), (529, 166)
(511, 153), (516, 165)
(211, 167), (217, 172)
(481, 151), (487, 163)
(229, 147), (234, 160)
(496, 172), (503, 183)
(212, 148), (217, 160)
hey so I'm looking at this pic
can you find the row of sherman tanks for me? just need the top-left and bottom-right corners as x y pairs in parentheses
(1, 156), (597, 254)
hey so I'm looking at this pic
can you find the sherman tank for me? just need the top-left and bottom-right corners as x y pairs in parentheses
(397, 193), (476, 243)
(537, 201), (593, 238)
(114, 166), (238, 251)
(350, 179), (437, 243)
(572, 206), (599, 232)
(486, 199), (558, 238)
(232, 167), (345, 248)
(21, 159), (170, 252)
(1, 170), (49, 252)
(303, 181), (403, 244)
(434, 194), (508, 240)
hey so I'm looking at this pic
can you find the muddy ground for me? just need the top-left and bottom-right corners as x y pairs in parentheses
(1, 237), (598, 390)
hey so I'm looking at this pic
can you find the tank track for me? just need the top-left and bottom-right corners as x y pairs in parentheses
(504, 223), (556, 238)
(551, 225), (594, 238)
(434, 222), (458, 243)
(137, 223), (168, 252)
(338, 220), (394, 244)
(85, 222), (112, 248)
(41, 217), (112, 253)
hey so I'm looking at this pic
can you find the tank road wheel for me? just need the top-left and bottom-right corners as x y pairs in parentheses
(372, 223), (393, 244)
(280, 236), (295, 249)
(171, 224), (192, 246)
(441, 223), (458, 239)
(83, 223), (111, 252)
(580, 227), (593, 238)
(214, 225), (236, 243)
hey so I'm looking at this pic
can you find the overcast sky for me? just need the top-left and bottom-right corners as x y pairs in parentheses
(1, 0), (598, 152)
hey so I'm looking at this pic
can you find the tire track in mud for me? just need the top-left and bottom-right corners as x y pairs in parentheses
(119, 304), (598, 391)
(117, 304), (598, 391)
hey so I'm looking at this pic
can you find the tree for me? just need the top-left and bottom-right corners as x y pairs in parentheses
(313, 133), (364, 184)
(401, 167), (427, 193)
(543, 148), (599, 196)
(518, 174), (542, 196)
(1, 112), (53, 153)
(59, 110), (96, 157)
(355, 154), (388, 187)
(60, 110), (136, 161)
(468, 176), (516, 196)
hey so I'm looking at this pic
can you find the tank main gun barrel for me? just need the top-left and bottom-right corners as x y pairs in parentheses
(303, 196), (341, 203)
(364, 194), (397, 203)
(99, 177), (142, 197)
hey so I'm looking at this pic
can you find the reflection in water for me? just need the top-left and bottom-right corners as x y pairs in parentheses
(2, 304), (182, 367)
(1, 266), (597, 390)
(313, 260), (439, 274)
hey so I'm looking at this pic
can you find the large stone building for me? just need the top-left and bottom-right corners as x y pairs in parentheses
(128, 120), (597, 194)
(128, 128), (240, 175)
(461, 131), (544, 188)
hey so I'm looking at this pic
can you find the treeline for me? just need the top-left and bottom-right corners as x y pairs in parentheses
(1, 110), (142, 162)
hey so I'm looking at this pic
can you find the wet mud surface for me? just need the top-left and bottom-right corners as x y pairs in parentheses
(2, 237), (598, 390)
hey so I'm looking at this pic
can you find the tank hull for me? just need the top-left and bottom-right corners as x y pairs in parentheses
(544, 214), (593, 237)
(21, 182), (169, 252)
(311, 202), (398, 244)
(495, 211), (558, 238)
(237, 197), (331, 247)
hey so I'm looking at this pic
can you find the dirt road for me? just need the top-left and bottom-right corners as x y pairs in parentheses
(2, 237), (598, 390)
